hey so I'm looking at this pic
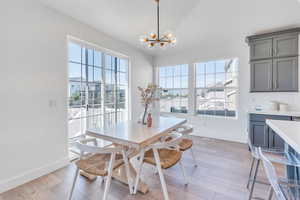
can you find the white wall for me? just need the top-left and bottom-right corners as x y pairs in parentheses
(154, 35), (300, 143)
(0, 0), (153, 193)
(153, 0), (300, 144)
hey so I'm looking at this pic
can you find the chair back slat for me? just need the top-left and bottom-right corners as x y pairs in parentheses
(75, 138), (122, 155)
(176, 125), (193, 135)
(148, 132), (183, 150)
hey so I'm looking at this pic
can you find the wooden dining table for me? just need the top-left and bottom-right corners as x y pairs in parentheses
(85, 116), (187, 194)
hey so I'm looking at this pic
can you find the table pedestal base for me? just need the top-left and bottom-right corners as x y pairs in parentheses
(112, 163), (149, 194)
(80, 163), (149, 194)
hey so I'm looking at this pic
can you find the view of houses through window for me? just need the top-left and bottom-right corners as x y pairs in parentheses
(195, 59), (238, 117)
(158, 59), (238, 118)
(68, 41), (128, 139)
(159, 64), (189, 113)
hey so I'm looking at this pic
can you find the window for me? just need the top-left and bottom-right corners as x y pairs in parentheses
(68, 41), (129, 139)
(157, 59), (238, 118)
(195, 59), (238, 117)
(159, 64), (188, 113)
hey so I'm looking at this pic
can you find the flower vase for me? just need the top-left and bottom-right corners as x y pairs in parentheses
(141, 105), (149, 125)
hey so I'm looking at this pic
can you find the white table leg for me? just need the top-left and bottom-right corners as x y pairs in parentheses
(134, 149), (145, 194)
(122, 149), (134, 194)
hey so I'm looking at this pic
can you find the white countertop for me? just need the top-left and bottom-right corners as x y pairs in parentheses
(266, 119), (300, 153)
(248, 109), (300, 117)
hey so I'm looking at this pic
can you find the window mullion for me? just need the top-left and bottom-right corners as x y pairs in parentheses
(101, 53), (106, 127)
(189, 63), (196, 115)
(114, 57), (118, 124)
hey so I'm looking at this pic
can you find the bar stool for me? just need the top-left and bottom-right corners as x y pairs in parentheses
(258, 147), (300, 200)
(176, 125), (198, 167)
(68, 137), (133, 200)
(133, 132), (187, 200)
(247, 133), (300, 200)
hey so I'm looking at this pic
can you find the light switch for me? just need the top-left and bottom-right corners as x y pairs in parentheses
(49, 100), (57, 108)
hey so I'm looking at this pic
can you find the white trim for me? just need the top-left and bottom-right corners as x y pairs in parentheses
(156, 59), (239, 119)
(189, 63), (196, 114)
(67, 35), (129, 59)
(194, 58), (239, 119)
(0, 157), (69, 193)
(67, 37), (130, 131)
(128, 59), (133, 120)
(160, 111), (238, 120)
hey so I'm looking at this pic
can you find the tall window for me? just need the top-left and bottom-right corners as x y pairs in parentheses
(68, 41), (128, 139)
(159, 64), (188, 113)
(195, 59), (238, 117)
(104, 55), (128, 126)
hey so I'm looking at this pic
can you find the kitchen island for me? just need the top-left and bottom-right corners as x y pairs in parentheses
(266, 119), (300, 197)
(248, 111), (300, 151)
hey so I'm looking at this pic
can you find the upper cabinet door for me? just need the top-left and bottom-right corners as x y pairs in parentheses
(273, 57), (298, 92)
(250, 38), (273, 60)
(250, 59), (273, 92)
(273, 34), (298, 58)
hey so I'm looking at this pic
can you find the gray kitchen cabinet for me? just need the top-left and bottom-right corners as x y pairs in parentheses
(247, 28), (299, 93)
(273, 57), (298, 92)
(250, 60), (273, 92)
(250, 38), (273, 60)
(249, 114), (292, 150)
(273, 34), (298, 58)
(250, 121), (269, 148)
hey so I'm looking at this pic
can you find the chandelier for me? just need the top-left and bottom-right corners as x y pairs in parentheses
(139, 0), (177, 49)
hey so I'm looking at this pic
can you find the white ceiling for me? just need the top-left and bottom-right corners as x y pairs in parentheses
(38, 0), (300, 57)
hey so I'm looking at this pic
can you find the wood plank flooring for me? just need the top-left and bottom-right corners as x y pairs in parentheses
(0, 137), (283, 200)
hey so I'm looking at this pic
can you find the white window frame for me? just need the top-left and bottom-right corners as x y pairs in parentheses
(157, 64), (189, 114)
(156, 58), (239, 119)
(67, 36), (131, 140)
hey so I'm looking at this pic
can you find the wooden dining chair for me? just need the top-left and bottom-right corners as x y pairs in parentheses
(68, 137), (133, 200)
(176, 125), (197, 167)
(133, 132), (187, 200)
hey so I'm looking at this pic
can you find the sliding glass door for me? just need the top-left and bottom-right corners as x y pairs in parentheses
(68, 41), (128, 140)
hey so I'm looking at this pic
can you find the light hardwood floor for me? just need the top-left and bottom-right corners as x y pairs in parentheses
(0, 137), (283, 200)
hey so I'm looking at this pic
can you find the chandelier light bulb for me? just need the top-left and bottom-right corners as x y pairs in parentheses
(139, 35), (148, 43)
(150, 33), (157, 39)
(148, 42), (155, 48)
(166, 32), (173, 39)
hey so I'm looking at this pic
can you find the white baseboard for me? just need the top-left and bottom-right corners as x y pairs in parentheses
(192, 133), (246, 144)
(0, 157), (69, 194)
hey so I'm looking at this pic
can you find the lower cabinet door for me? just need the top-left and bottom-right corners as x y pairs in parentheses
(250, 121), (269, 148)
(268, 127), (285, 150)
